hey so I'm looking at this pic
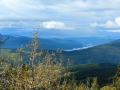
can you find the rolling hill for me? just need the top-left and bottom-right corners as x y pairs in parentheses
(61, 40), (120, 64)
(1, 35), (120, 65)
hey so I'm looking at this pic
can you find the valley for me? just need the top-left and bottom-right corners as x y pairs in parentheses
(0, 35), (120, 88)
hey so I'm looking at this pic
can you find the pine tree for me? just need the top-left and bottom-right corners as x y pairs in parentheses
(114, 63), (120, 89)
(91, 77), (99, 90)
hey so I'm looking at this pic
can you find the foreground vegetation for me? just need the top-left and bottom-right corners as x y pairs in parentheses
(0, 31), (120, 90)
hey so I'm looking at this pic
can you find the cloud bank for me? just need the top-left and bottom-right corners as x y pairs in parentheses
(1, 0), (120, 37)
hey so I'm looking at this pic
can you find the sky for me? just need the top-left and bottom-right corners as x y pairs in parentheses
(1, 0), (120, 38)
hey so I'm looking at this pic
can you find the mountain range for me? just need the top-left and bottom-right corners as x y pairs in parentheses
(1, 35), (84, 50)
(1, 35), (115, 50)
(64, 37), (115, 46)
(61, 40), (120, 64)
(1, 35), (120, 65)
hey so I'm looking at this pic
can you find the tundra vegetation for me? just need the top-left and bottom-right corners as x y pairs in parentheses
(0, 31), (120, 90)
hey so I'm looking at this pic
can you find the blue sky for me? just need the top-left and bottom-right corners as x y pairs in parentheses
(1, 0), (120, 38)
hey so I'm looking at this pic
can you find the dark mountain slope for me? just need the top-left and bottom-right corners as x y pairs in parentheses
(62, 40), (120, 64)
(67, 63), (117, 87)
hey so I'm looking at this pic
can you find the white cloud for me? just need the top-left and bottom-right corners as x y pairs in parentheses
(0, 0), (45, 20)
(115, 17), (120, 26)
(107, 30), (120, 32)
(100, 20), (116, 28)
(0, 21), (27, 28)
(0, 0), (43, 10)
(42, 21), (73, 30)
(9, 21), (27, 28)
(42, 21), (64, 29)
(45, 0), (120, 18)
(0, 0), (120, 21)
(0, 13), (23, 20)
(90, 17), (120, 28)
(100, 30), (120, 33)
(90, 22), (98, 27)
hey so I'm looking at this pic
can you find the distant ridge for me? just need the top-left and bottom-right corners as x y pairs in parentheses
(110, 39), (120, 43)
(1, 35), (85, 50)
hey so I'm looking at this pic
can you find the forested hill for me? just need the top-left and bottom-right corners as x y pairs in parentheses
(2, 35), (120, 65)
(2, 35), (84, 50)
(61, 40), (120, 65)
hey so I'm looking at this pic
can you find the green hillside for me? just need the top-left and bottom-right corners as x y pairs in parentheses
(67, 63), (117, 87)
(62, 41), (120, 64)
(0, 48), (118, 87)
(1, 40), (120, 65)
